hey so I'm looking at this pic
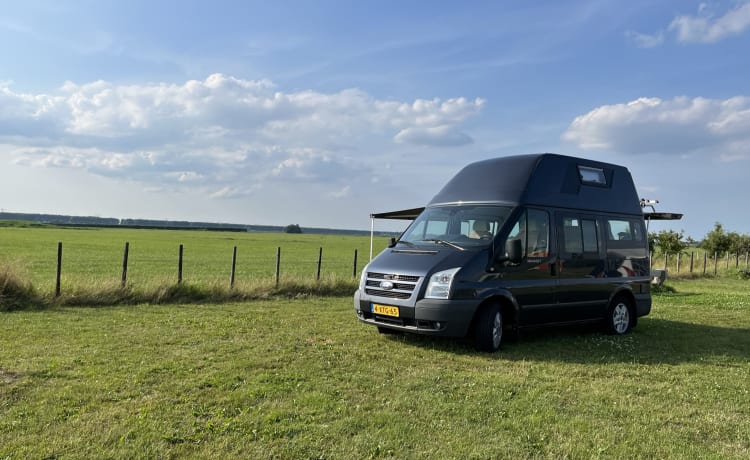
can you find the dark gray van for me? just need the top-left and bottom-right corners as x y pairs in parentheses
(353, 153), (651, 351)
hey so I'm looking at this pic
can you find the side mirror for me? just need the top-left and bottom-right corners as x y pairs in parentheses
(504, 239), (523, 264)
(389, 237), (397, 248)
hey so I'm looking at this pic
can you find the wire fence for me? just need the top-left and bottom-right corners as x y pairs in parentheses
(651, 250), (750, 276)
(48, 241), (364, 297)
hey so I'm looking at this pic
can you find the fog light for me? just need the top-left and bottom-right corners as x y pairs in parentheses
(435, 322), (442, 329)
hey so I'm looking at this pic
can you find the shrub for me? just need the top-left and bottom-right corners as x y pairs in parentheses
(0, 265), (41, 311)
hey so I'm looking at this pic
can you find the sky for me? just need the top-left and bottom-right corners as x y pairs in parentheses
(1, 0), (749, 239)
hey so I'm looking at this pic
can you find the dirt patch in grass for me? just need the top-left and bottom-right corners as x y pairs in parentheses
(0, 368), (22, 383)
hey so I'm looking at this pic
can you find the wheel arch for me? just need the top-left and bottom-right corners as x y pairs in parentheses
(608, 285), (638, 328)
(468, 291), (519, 335)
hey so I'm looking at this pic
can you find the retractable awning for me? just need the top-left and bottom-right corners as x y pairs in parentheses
(643, 211), (683, 232)
(643, 212), (683, 221)
(368, 207), (424, 260)
(370, 207), (424, 220)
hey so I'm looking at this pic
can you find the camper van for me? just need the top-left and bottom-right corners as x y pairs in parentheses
(353, 153), (652, 351)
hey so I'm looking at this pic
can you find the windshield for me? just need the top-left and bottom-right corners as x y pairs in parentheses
(399, 205), (513, 248)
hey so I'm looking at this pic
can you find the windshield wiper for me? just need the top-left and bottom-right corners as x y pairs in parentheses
(394, 239), (417, 248)
(419, 239), (465, 251)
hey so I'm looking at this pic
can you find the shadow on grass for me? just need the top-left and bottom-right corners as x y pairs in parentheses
(383, 318), (750, 365)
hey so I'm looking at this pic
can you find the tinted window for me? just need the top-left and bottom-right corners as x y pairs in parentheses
(582, 219), (598, 253)
(562, 217), (582, 254)
(506, 209), (550, 258)
(607, 219), (643, 243)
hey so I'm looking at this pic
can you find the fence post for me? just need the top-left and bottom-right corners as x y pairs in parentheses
(230, 246), (237, 289)
(275, 247), (281, 287)
(316, 247), (322, 281)
(677, 253), (681, 274)
(664, 252), (668, 270)
(178, 244), (183, 284)
(725, 252), (730, 270)
(689, 252), (694, 274)
(352, 249), (358, 278)
(55, 242), (62, 297)
(735, 253), (739, 268)
(703, 252), (707, 275)
(121, 242), (129, 288)
(714, 251), (718, 275)
(746, 251), (749, 268)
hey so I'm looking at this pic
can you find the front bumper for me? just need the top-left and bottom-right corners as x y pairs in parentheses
(353, 289), (480, 337)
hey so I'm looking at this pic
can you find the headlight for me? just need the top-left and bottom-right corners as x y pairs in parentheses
(359, 263), (370, 290)
(425, 267), (460, 299)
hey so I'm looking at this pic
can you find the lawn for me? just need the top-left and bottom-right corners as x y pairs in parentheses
(0, 224), (392, 293)
(1, 278), (748, 459)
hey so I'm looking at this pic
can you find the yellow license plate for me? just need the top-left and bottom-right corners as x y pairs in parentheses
(372, 303), (399, 317)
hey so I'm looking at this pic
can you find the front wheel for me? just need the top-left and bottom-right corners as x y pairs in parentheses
(474, 304), (503, 352)
(606, 296), (634, 335)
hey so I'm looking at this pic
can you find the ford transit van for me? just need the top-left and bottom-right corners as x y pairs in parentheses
(353, 153), (652, 351)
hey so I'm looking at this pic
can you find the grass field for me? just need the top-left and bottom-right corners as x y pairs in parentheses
(1, 277), (749, 459)
(0, 224), (392, 306)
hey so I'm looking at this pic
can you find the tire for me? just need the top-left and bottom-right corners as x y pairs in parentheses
(606, 296), (634, 335)
(474, 304), (503, 352)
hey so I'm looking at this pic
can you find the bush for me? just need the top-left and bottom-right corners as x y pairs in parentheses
(283, 224), (303, 234)
(0, 265), (41, 311)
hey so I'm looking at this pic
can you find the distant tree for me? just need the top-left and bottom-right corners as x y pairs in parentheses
(700, 222), (732, 255)
(651, 229), (687, 255)
(284, 224), (303, 234)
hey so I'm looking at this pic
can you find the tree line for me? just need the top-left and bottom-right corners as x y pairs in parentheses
(650, 222), (750, 255)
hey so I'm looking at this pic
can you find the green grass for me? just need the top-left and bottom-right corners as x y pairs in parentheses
(1, 279), (749, 459)
(0, 226), (391, 303)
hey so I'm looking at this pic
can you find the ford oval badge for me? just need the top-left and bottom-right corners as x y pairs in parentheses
(379, 281), (394, 290)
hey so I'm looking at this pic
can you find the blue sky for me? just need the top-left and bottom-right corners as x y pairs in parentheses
(1, 0), (749, 238)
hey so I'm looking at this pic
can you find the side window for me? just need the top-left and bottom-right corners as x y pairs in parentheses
(562, 216), (582, 254)
(582, 219), (599, 253)
(506, 209), (549, 259)
(527, 209), (549, 257)
(607, 219), (644, 244)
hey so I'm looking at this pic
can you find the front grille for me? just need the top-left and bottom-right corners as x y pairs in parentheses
(367, 273), (420, 283)
(364, 271), (420, 300)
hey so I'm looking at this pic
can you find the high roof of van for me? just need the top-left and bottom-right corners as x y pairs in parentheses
(428, 153), (642, 215)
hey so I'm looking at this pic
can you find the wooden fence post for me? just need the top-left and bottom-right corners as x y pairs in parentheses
(352, 249), (358, 278)
(676, 253), (681, 274)
(703, 252), (707, 275)
(178, 244), (184, 284)
(316, 247), (322, 281)
(121, 242), (129, 288)
(230, 246), (237, 289)
(664, 252), (668, 270)
(689, 252), (694, 274)
(725, 252), (730, 270)
(275, 247), (281, 287)
(714, 251), (718, 275)
(55, 242), (62, 297)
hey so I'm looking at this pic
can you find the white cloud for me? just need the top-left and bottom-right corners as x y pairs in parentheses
(669, 1), (750, 44)
(329, 185), (351, 199)
(394, 125), (474, 146)
(626, 2), (750, 47)
(625, 30), (664, 48)
(562, 96), (750, 160)
(0, 75), (484, 197)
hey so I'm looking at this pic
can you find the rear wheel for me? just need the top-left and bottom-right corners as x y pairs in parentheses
(474, 304), (503, 352)
(606, 296), (634, 335)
